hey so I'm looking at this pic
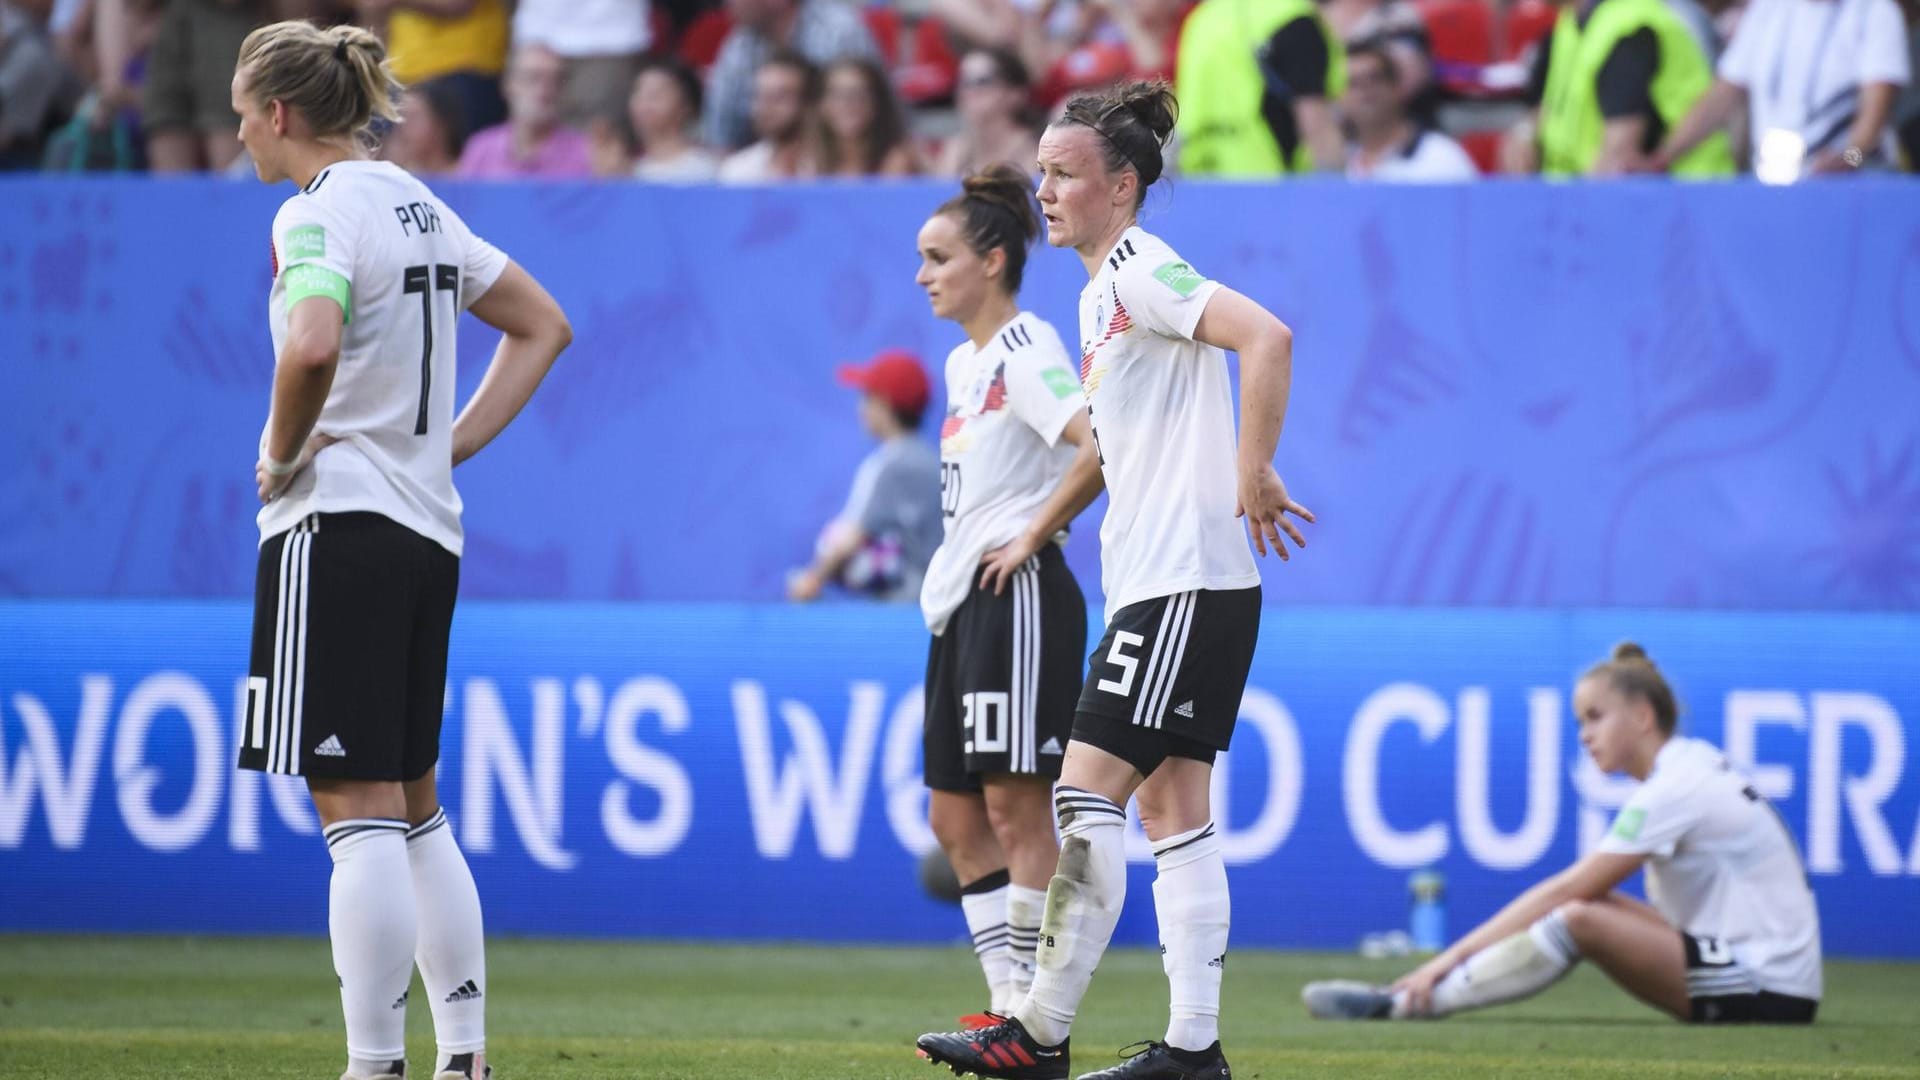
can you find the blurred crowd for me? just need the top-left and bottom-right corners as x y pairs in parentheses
(3, 0), (1915, 180)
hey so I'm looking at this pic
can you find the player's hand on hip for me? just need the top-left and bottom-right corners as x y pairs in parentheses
(256, 433), (339, 504)
(1235, 464), (1313, 559)
(979, 533), (1041, 596)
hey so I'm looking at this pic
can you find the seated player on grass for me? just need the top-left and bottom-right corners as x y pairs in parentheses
(1304, 642), (1823, 1026)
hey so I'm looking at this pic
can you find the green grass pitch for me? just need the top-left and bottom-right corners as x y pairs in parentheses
(2, 936), (1917, 1078)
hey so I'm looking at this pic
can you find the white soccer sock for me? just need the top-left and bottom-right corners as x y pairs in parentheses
(1419, 909), (1580, 1018)
(1005, 883), (1047, 1006)
(1015, 786), (1127, 1047)
(407, 808), (487, 1065)
(324, 818), (416, 1076)
(1152, 822), (1229, 1052)
(959, 869), (1015, 1012)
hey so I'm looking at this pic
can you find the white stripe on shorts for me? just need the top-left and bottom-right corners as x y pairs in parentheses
(1132, 591), (1195, 729)
(269, 515), (316, 774)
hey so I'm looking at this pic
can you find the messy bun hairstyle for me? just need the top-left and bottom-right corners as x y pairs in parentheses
(1054, 79), (1177, 208)
(933, 163), (1042, 295)
(1585, 642), (1680, 734)
(237, 21), (402, 147)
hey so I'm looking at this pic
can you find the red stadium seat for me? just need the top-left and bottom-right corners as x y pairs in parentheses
(863, 6), (903, 67)
(1458, 129), (1502, 173)
(678, 10), (733, 72)
(1502, 0), (1559, 61)
(1414, 0), (1494, 66)
(897, 16), (959, 105)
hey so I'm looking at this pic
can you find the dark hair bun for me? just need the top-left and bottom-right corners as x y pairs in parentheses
(1611, 641), (1650, 663)
(1115, 79), (1178, 146)
(960, 163), (1039, 246)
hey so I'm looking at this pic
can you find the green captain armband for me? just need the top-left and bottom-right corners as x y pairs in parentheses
(282, 263), (352, 323)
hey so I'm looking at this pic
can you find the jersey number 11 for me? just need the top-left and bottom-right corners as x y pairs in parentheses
(403, 264), (460, 435)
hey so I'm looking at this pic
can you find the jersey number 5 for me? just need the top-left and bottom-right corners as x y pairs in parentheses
(403, 264), (460, 435)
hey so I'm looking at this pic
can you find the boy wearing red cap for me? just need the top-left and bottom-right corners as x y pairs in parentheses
(788, 349), (945, 603)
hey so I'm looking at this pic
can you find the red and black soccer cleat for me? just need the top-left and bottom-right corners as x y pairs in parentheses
(915, 1013), (1069, 1079)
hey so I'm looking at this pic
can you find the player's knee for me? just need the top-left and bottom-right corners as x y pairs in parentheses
(929, 797), (993, 854)
(1554, 899), (1599, 943)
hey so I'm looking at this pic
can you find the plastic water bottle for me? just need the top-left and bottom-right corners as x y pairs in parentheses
(1409, 869), (1446, 953)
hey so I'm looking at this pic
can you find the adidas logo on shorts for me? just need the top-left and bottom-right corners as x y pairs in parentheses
(1173, 700), (1195, 718)
(445, 979), (483, 1004)
(314, 734), (347, 757)
(1039, 737), (1064, 755)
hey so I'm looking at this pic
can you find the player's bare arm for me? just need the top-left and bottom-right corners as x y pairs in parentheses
(1191, 286), (1313, 559)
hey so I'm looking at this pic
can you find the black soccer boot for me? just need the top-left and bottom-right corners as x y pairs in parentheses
(916, 1013), (1069, 1079)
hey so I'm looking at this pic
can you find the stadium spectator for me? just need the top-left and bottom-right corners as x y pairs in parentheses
(1304, 643), (1823, 1027)
(934, 46), (1042, 177)
(717, 48), (818, 182)
(1, 0), (85, 168)
(1501, 0), (1734, 176)
(787, 349), (943, 605)
(1344, 41), (1477, 179)
(814, 55), (918, 176)
(510, 0), (651, 127)
(456, 42), (593, 178)
(141, 0), (275, 171)
(358, 0), (509, 136)
(382, 75), (465, 173)
(623, 54), (720, 181)
(1650, 0), (1910, 180)
(1323, 0), (1436, 124)
(702, 0), (878, 151)
(1175, 0), (1347, 175)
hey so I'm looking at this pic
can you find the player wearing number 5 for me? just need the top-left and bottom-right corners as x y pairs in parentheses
(918, 80), (1312, 1080)
(1304, 643), (1822, 1026)
(233, 21), (569, 1080)
(914, 164), (1105, 1024)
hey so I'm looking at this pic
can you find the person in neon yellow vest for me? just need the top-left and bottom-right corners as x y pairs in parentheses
(1176, 0), (1348, 175)
(1499, 0), (1734, 176)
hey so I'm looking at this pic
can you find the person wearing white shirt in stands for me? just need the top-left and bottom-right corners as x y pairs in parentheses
(1652, 0), (1910, 179)
(1343, 41), (1478, 181)
(1304, 642), (1823, 1027)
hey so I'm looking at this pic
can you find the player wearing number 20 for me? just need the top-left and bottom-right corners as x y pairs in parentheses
(914, 165), (1105, 1023)
(917, 80), (1314, 1080)
(232, 20), (570, 1080)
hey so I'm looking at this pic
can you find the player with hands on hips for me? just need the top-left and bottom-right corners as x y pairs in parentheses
(914, 162), (1105, 1026)
(233, 19), (570, 1080)
(916, 79), (1311, 1080)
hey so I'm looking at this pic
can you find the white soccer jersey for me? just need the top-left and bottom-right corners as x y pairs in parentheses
(1078, 226), (1258, 621)
(1599, 736), (1823, 1000)
(258, 160), (510, 555)
(920, 312), (1085, 633)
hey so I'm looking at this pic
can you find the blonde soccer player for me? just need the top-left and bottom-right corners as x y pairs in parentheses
(1303, 643), (1822, 1026)
(914, 163), (1105, 1025)
(917, 80), (1313, 1080)
(231, 21), (570, 1080)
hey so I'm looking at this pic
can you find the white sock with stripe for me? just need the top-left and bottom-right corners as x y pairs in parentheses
(1415, 910), (1580, 1018)
(959, 869), (1014, 1012)
(407, 808), (487, 1068)
(1152, 822), (1229, 1051)
(1005, 883), (1046, 1006)
(1015, 786), (1127, 1046)
(324, 818), (416, 1078)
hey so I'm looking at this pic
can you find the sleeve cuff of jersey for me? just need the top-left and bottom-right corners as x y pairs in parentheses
(282, 264), (352, 323)
(1036, 395), (1082, 448)
(1174, 280), (1223, 341)
(465, 252), (511, 308)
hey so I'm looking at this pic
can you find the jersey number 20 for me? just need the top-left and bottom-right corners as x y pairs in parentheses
(403, 264), (460, 435)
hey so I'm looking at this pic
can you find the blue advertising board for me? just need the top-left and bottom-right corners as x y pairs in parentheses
(4, 602), (1915, 956)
